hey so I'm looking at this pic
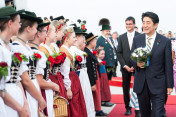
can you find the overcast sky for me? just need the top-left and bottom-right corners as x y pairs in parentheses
(14, 0), (176, 35)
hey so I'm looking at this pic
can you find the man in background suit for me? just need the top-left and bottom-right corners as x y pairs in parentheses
(131, 12), (173, 117)
(110, 32), (119, 77)
(117, 16), (140, 115)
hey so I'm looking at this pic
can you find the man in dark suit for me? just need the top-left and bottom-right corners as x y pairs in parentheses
(96, 24), (116, 81)
(117, 16), (140, 115)
(131, 12), (174, 117)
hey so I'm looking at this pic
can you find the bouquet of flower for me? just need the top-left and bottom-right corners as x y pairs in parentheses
(74, 54), (83, 70)
(53, 52), (67, 65)
(131, 47), (151, 67)
(75, 55), (82, 62)
(0, 62), (8, 80)
(32, 53), (42, 61)
(45, 54), (55, 68)
(12, 52), (28, 65)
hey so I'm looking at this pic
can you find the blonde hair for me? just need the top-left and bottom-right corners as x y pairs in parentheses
(51, 20), (64, 32)
(47, 24), (55, 33)
(44, 24), (56, 44)
(61, 27), (74, 44)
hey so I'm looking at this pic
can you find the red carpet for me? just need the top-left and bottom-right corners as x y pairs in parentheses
(109, 77), (134, 88)
(109, 95), (176, 117)
(110, 94), (176, 105)
(107, 104), (176, 117)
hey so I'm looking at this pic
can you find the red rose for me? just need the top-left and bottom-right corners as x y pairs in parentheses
(82, 25), (85, 30)
(14, 53), (21, 56)
(48, 56), (55, 66)
(17, 56), (22, 62)
(93, 50), (97, 56)
(53, 104), (58, 108)
(101, 61), (106, 65)
(34, 53), (41, 59)
(14, 53), (22, 62)
(0, 62), (8, 67)
(60, 52), (66, 58)
(76, 55), (82, 62)
(60, 56), (65, 63)
(55, 56), (62, 64)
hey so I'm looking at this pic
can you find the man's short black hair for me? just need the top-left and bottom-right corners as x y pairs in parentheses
(125, 16), (135, 24)
(142, 12), (159, 24)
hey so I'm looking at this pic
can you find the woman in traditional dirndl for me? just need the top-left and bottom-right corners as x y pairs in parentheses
(70, 24), (95, 117)
(10, 11), (47, 117)
(49, 19), (67, 99)
(38, 23), (60, 117)
(59, 27), (87, 117)
(0, 6), (31, 117)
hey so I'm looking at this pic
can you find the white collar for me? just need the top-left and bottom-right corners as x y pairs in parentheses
(127, 31), (135, 36)
(97, 58), (102, 62)
(87, 47), (93, 52)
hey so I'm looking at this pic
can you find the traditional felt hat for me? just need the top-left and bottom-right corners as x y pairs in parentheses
(0, 16), (10, 19)
(0, 6), (24, 17)
(38, 19), (50, 27)
(5, 0), (13, 3)
(20, 11), (42, 23)
(53, 15), (69, 22)
(85, 32), (98, 42)
(72, 24), (87, 35)
(100, 24), (111, 31)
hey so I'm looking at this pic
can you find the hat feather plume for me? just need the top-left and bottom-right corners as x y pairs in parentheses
(98, 18), (110, 26)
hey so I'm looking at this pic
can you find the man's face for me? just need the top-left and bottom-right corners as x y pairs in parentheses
(102, 30), (111, 38)
(112, 33), (118, 40)
(126, 20), (135, 32)
(142, 17), (158, 35)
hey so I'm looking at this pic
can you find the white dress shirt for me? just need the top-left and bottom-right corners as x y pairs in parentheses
(127, 31), (135, 50)
(145, 31), (157, 50)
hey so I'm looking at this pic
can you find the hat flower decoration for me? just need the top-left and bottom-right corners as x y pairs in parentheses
(77, 19), (87, 32)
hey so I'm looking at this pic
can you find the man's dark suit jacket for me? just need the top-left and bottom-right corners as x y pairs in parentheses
(84, 47), (98, 86)
(117, 31), (140, 68)
(131, 33), (174, 95)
